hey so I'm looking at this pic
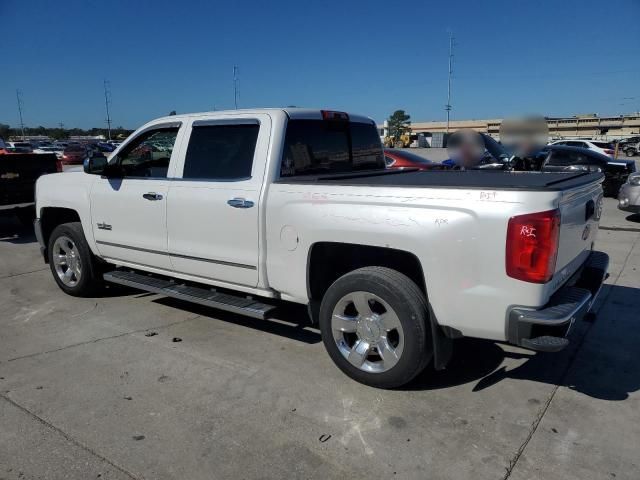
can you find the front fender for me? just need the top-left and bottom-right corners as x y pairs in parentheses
(36, 172), (98, 254)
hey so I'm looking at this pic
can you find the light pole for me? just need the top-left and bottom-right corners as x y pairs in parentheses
(233, 66), (239, 110)
(104, 80), (113, 141)
(16, 89), (26, 139)
(445, 33), (454, 134)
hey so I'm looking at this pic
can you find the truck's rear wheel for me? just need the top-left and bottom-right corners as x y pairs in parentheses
(48, 222), (104, 296)
(319, 267), (432, 388)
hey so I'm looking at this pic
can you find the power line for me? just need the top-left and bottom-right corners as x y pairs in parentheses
(16, 89), (26, 139)
(104, 80), (112, 141)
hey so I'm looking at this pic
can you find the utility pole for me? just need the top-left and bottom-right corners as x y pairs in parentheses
(16, 89), (26, 139)
(233, 66), (239, 110)
(445, 32), (454, 134)
(103, 80), (113, 141)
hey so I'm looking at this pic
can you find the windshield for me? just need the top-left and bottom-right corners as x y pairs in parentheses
(482, 134), (511, 161)
(65, 145), (85, 152)
(387, 149), (433, 164)
(592, 142), (613, 149)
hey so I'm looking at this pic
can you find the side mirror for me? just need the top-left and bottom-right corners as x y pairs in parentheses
(83, 156), (108, 175)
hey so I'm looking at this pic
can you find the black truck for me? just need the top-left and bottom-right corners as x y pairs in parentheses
(0, 146), (59, 226)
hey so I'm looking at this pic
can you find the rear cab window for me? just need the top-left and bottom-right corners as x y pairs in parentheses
(280, 118), (384, 178)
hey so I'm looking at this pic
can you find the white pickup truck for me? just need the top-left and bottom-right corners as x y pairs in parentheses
(34, 108), (609, 388)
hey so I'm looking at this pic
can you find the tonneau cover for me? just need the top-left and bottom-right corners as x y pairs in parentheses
(308, 170), (604, 191)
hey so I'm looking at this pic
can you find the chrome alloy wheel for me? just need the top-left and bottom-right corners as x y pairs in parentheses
(331, 291), (404, 373)
(52, 235), (82, 287)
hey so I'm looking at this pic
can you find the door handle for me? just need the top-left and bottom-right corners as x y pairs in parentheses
(143, 192), (163, 201)
(227, 198), (254, 208)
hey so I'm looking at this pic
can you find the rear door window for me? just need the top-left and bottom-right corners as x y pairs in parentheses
(280, 120), (383, 177)
(182, 124), (259, 180)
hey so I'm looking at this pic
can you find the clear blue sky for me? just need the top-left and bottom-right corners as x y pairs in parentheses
(1, 0), (639, 129)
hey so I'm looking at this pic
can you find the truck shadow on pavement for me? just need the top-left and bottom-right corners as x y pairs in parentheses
(410, 284), (640, 401)
(149, 284), (640, 400)
(0, 216), (36, 245)
(154, 297), (322, 344)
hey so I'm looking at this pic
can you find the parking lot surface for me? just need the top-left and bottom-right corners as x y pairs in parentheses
(1, 198), (639, 480)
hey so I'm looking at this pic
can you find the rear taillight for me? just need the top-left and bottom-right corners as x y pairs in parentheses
(56, 160), (63, 172)
(506, 209), (561, 283)
(604, 149), (615, 156)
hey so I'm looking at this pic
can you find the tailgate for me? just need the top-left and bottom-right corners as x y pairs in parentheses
(554, 178), (604, 281)
(0, 153), (58, 206)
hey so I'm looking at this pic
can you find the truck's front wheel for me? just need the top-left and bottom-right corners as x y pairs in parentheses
(47, 222), (104, 297)
(319, 267), (432, 388)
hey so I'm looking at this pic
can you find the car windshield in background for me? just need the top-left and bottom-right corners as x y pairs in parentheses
(482, 134), (510, 161)
(387, 149), (433, 164)
(592, 142), (614, 149)
(65, 145), (85, 152)
(280, 120), (384, 177)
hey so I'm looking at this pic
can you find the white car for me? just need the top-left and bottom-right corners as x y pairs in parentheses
(6, 141), (33, 153)
(33, 145), (65, 159)
(33, 108), (609, 388)
(549, 139), (615, 157)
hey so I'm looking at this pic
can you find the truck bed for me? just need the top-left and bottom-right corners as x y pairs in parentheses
(295, 170), (604, 191)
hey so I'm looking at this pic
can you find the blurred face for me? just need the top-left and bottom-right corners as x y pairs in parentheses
(500, 116), (549, 157)
(447, 130), (485, 168)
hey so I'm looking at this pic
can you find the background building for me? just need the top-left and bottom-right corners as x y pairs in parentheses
(380, 113), (640, 142)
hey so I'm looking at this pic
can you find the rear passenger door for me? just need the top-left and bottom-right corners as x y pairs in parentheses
(166, 115), (271, 287)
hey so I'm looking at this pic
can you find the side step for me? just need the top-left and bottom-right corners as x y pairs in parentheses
(520, 336), (569, 353)
(104, 270), (276, 319)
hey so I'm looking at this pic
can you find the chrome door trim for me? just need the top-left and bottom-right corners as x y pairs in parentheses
(95, 240), (257, 270)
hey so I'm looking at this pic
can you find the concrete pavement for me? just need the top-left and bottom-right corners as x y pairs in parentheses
(0, 198), (639, 480)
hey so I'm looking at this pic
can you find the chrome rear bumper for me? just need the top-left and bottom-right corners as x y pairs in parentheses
(507, 250), (609, 352)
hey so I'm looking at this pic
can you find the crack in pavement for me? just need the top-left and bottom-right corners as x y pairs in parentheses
(2, 313), (202, 364)
(599, 226), (640, 233)
(0, 267), (49, 280)
(0, 393), (142, 480)
(502, 234), (640, 480)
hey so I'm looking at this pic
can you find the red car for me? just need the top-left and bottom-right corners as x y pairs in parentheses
(384, 148), (440, 170)
(60, 144), (89, 169)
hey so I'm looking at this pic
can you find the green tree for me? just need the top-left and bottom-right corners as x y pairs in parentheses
(387, 110), (411, 140)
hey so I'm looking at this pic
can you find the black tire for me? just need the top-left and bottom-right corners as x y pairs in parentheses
(625, 149), (635, 157)
(319, 267), (432, 388)
(47, 222), (104, 296)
